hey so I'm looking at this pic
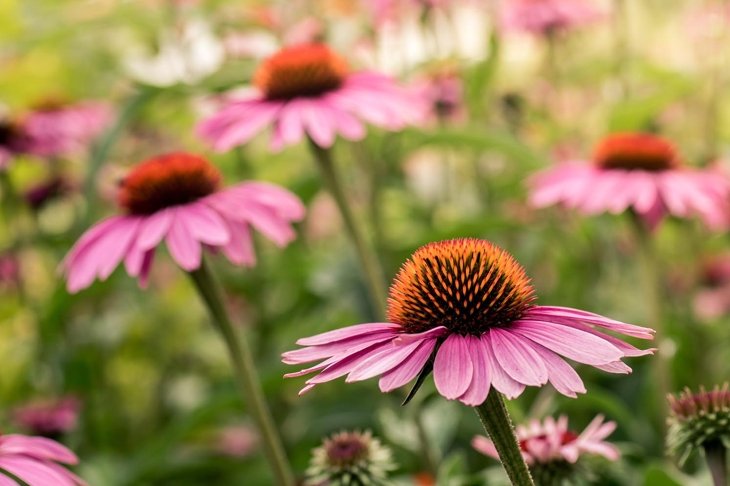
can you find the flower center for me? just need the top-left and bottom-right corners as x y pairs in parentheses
(387, 238), (536, 336)
(325, 435), (368, 467)
(254, 43), (349, 100)
(593, 133), (679, 171)
(118, 152), (221, 215)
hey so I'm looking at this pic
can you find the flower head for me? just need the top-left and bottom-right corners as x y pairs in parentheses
(530, 132), (730, 231)
(305, 430), (395, 486)
(62, 152), (304, 292)
(21, 99), (110, 159)
(500, 0), (605, 36)
(473, 415), (619, 484)
(667, 384), (730, 464)
(283, 238), (654, 405)
(0, 433), (85, 485)
(13, 397), (80, 439)
(197, 43), (424, 152)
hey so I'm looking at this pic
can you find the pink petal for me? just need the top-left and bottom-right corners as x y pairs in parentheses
(458, 335), (491, 406)
(0, 457), (76, 486)
(296, 323), (400, 346)
(512, 320), (623, 365)
(433, 334), (473, 400)
(181, 203), (230, 245)
(481, 333), (525, 399)
(378, 338), (437, 392)
(531, 345), (586, 398)
(165, 209), (202, 271)
(346, 338), (424, 382)
(490, 328), (548, 386)
(136, 208), (173, 250)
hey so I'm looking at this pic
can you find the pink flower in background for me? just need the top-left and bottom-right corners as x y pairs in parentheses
(693, 253), (730, 320)
(62, 152), (304, 292)
(283, 238), (653, 405)
(473, 415), (620, 465)
(198, 43), (424, 152)
(13, 397), (81, 439)
(0, 253), (21, 291)
(215, 424), (258, 458)
(414, 70), (465, 123)
(22, 100), (111, 159)
(0, 433), (85, 485)
(500, 0), (605, 35)
(530, 133), (730, 231)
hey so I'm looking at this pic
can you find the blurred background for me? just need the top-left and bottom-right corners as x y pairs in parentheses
(1, 0), (729, 484)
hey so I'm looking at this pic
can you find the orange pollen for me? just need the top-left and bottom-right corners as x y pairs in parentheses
(387, 238), (536, 336)
(118, 152), (221, 215)
(254, 43), (349, 100)
(593, 133), (679, 171)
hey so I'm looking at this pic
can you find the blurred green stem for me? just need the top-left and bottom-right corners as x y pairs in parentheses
(474, 390), (534, 485)
(189, 260), (294, 486)
(631, 218), (671, 415)
(307, 139), (387, 317)
(704, 441), (728, 486)
(82, 87), (154, 226)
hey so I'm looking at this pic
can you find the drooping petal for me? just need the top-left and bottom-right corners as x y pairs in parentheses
(296, 323), (400, 346)
(458, 335), (491, 406)
(512, 320), (623, 365)
(433, 334), (473, 400)
(481, 332), (525, 399)
(490, 328), (549, 386)
(165, 209), (202, 271)
(378, 338), (437, 392)
(531, 344), (586, 398)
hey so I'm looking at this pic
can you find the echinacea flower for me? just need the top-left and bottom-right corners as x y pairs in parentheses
(694, 254), (730, 321)
(22, 99), (111, 159)
(500, 0), (604, 36)
(0, 433), (85, 485)
(62, 152), (304, 292)
(473, 415), (619, 484)
(305, 430), (395, 486)
(13, 397), (80, 439)
(283, 238), (654, 405)
(667, 384), (730, 465)
(530, 133), (730, 231)
(197, 43), (424, 152)
(0, 253), (21, 292)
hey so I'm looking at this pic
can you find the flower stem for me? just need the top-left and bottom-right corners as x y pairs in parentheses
(307, 139), (387, 317)
(631, 218), (671, 416)
(189, 260), (294, 486)
(474, 390), (534, 486)
(704, 441), (728, 486)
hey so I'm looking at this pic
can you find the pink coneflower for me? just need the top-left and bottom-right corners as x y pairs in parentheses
(530, 133), (730, 231)
(0, 433), (85, 485)
(22, 100), (110, 159)
(198, 43), (424, 152)
(0, 253), (21, 292)
(215, 424), (258, 458)
(62, 152), (304, 292)
(500, 0), (605, 35)
(13, 397), (80, 439)
(473, 415), (619, 464)
(473, 415), (619, 483)
(283, 238), (653, 405)
(694, 254), (730, 320)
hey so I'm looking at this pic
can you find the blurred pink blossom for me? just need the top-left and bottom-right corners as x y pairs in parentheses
(473, 414), (619, 465)
(500, 0), (605, 36)
(13, 397), (81, 439)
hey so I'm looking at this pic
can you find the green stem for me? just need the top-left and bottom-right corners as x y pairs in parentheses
(307, 139), (387, 317)
(631, 218), (671, 416)
(81, 87), (154, 226)
(704, 441), (728, 486)
(189, 260), (294, 486)
(474, 390), (534, 486)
